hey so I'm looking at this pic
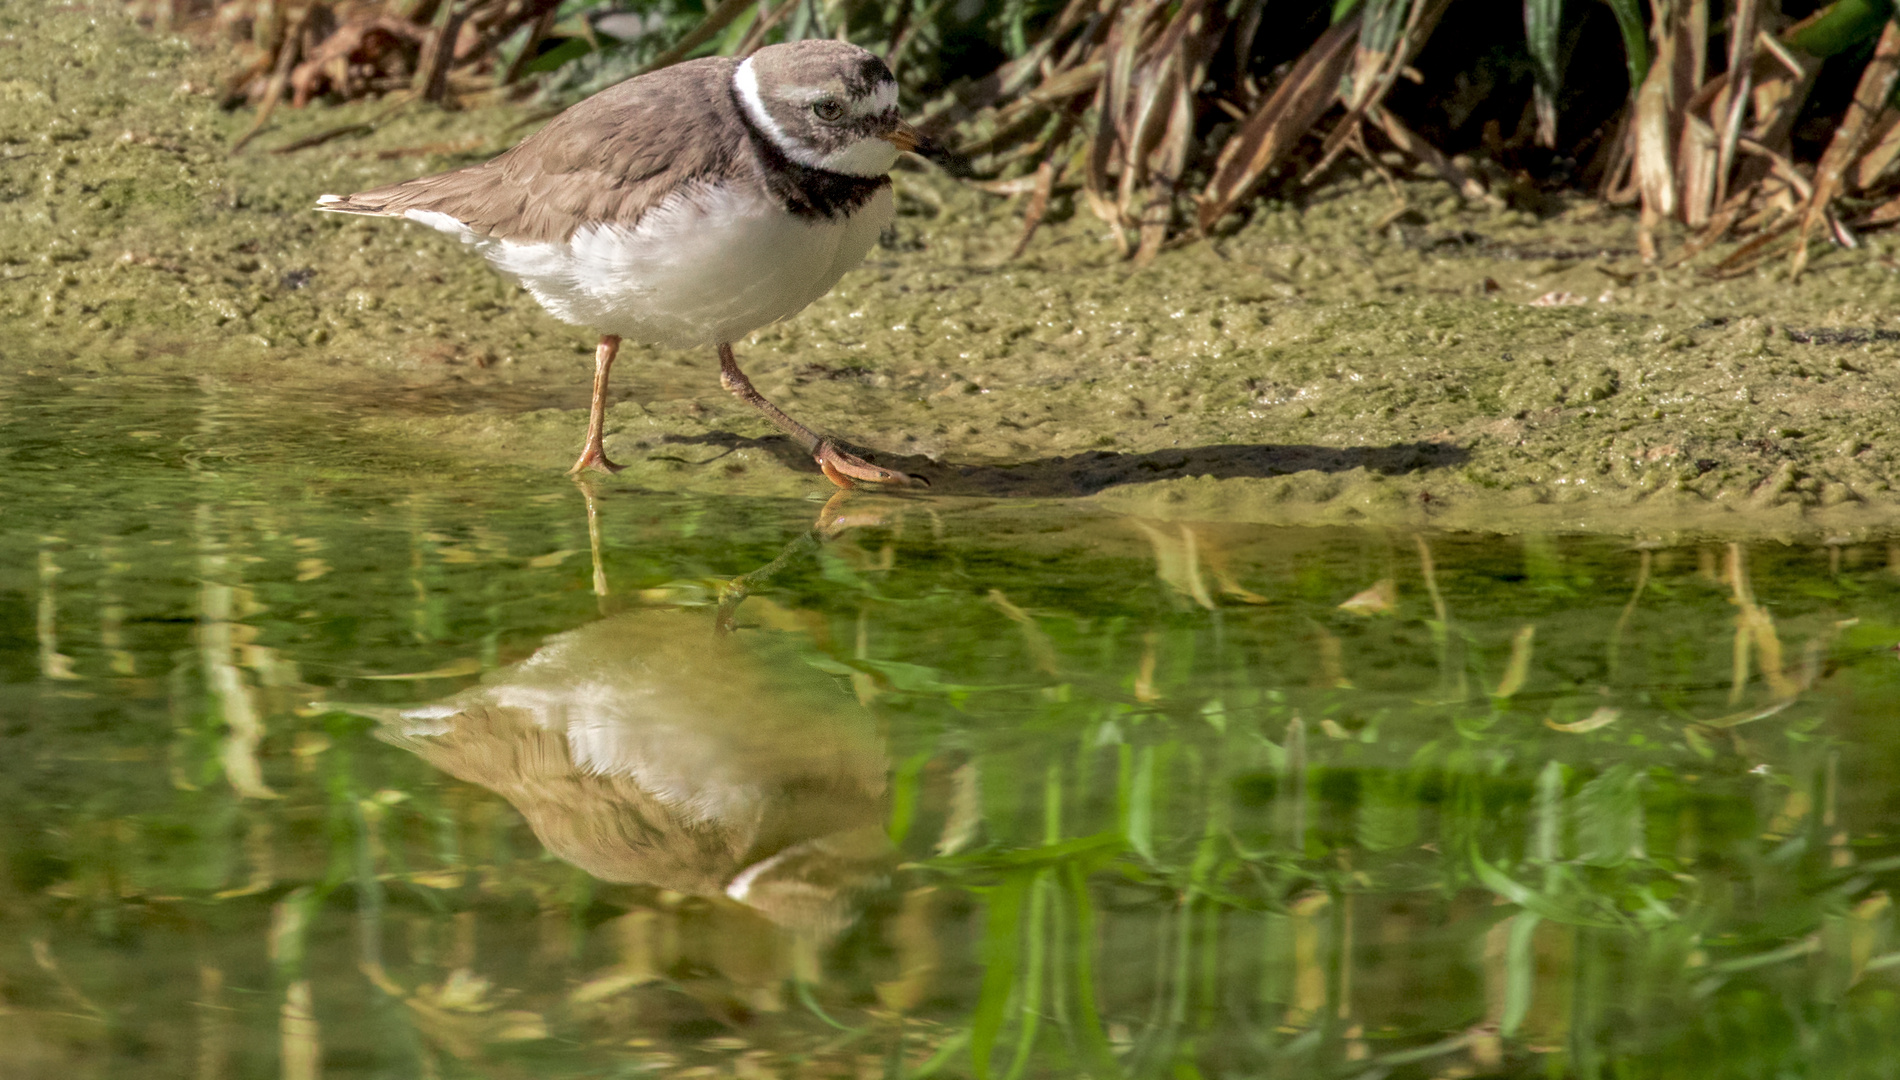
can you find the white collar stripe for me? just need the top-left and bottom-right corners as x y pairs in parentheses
(734, 56), (825, 170)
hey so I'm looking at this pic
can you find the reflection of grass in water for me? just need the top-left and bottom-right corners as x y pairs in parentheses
(8, 385), (1900, 1075)
(870, 530), (1900, 1078)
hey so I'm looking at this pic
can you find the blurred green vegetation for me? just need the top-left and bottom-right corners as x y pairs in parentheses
(8, 373), (1900, 1076)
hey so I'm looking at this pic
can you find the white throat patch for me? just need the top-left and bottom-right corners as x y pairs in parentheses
(733, 56), (900, 179)
(818, 138), (899, 177)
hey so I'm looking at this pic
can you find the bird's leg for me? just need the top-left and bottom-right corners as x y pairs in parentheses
(568, 334), (625, 475)
(716, 342), (919, 488)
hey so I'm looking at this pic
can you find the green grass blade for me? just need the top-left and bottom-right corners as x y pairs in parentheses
(1603, 0), (1649, 90)
(889, 751), (931, 845)
(911, 1030), (972, 1079)
(1127, 745), (1156, 863)
(972, 870), (1032, 1080)
(1001, 871), (1049, 1080)
(1065, 863), (1122, 1079)
(1533, 759), (1565, 864)
(1501, 912), (1542, 1037)
(1524, 0), (1564, 94)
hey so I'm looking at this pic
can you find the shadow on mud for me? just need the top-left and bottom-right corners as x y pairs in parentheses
(661, 433), (1469, 496)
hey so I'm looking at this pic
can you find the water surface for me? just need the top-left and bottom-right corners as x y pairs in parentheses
(6, 374), (1900, 1078)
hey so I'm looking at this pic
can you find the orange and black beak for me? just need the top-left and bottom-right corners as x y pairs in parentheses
(881, 119), (923, 153)
(881, 120), (974, 176)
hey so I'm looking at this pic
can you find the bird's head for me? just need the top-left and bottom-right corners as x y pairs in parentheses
(733, 40), (924, 178)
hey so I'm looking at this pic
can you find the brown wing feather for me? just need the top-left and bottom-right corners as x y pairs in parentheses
(316, 57), (750, 244)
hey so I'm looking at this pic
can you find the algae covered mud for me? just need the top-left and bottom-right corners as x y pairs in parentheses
(7, 5), (1900, 537)
(10, 371), (1900, 1078)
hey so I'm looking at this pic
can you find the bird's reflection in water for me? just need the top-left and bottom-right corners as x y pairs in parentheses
(377, 579), (891, 940)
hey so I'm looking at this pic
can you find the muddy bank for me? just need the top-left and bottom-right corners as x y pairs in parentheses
(6, 4), (1900, 541)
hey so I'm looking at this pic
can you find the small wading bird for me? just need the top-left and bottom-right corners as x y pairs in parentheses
(367, 610), (891, 938)
(318, 40), (935, 486)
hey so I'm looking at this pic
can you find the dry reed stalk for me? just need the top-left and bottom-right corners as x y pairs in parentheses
(1711, 0), (1759, 208)
(1622, 7), (1855, 270)
(1196, 12), (1360, 233)
(1301, 0), (1451, 187)
(1369, 105), (1496, 206)
(1851, 107), (1900, 190)
(1632, 0), (1704, 262)
(1706, 212), (1799, 277)
(204, 0), (582, 142)
(168, 0), (1900, 260)
(1791, 19), (1900, 279)
(230, 2), (314, 152)
(1663, 198), (1741, 267)
(1729, 32), (1821, 199)
(1007, 159), (1059, 259)
(1123, 0), (1214, 262)
(413, 1), (470, 102)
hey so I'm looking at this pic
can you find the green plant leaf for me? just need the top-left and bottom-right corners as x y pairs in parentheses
(1602, 0), (1649, 93)
(888, 751), (931, 845)
(1126, 745), (1156, 863)
(1788, 0), (1895, 57)
(971, 870), (1033, 1080)
(1532, 759), (1566, 863)
(519, 36), (596, 75)
(1470, 847), (1621, 928)
(1065, 864), (1123, 1079)
(1525, 0), (1565, 93)
(1501, 912), (1542, 1036)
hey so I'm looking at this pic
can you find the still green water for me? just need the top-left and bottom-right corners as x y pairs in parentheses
(7, 373), (1900, 1079)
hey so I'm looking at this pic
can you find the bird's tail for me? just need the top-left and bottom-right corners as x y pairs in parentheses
(314, 192), (396, 215)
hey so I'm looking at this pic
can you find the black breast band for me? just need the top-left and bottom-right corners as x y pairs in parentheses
(728, 83), (891, 220)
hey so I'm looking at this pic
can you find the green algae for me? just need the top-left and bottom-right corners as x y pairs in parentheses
(7, 3), (1900, 539)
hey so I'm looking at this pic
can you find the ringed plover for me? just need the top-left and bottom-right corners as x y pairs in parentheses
(318, 40), (928, 486)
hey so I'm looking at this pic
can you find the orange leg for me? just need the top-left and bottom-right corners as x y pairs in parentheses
(715, 342), (921, 488)
(568, 334), (624, 476)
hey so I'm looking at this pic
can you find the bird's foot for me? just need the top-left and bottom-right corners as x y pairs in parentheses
(815, 441), (926, 489)
(567, 444), (625, 476)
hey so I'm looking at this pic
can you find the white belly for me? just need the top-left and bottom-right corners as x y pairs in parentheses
(408, 183), (894, 349)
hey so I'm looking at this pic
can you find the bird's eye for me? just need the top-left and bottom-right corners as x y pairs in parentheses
(812, 99), (845, 122)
